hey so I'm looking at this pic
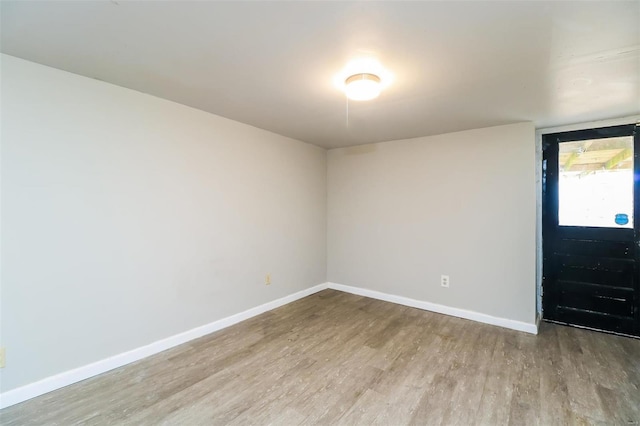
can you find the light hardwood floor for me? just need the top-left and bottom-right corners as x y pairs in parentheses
(2, 289), (639, 425)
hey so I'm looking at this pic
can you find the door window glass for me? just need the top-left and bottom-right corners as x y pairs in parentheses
(558, 136), (634, 228)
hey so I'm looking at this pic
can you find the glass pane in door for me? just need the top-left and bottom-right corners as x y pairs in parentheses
(558, 136), (634, 228)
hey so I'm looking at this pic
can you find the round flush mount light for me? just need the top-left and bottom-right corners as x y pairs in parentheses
(344, 73), (382, 101)
(334, 57), (392, 101)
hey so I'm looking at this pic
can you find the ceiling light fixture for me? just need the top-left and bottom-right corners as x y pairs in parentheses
(344, 73), (382, 101)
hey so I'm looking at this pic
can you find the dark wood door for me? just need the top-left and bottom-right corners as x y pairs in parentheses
(542, 124), (640, 336)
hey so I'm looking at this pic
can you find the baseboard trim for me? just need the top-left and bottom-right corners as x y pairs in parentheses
(327, 282), (538, 335)
(0, 283), (328, 409)
(1, 281), (537, 408)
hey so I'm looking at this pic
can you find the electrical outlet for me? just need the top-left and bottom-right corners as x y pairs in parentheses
(0, 347), (5, 368)
(265, 273), (271, 285)
(441, 275), (450, 288)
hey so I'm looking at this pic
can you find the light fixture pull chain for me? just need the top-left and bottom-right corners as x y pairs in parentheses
(346, 96), (349, 128)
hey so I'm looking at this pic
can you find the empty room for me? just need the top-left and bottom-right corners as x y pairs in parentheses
(1, 1), (639, 424)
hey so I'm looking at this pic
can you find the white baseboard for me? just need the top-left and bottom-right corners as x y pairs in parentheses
(327, 282), (538, 335)
(1, 281), (537, 409)
(0, 283), (328, 409)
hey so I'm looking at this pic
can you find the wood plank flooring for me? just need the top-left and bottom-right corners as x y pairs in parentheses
(2, 289), (639, 425)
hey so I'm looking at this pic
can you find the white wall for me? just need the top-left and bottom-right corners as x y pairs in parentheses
(0, 55), (327, 392)
(327, 122), (537, 325)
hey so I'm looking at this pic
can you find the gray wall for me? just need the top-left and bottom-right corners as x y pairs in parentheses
(1, 54), (538, 395)
(0, 55), (327, 392)
(327, 122), (537, 324)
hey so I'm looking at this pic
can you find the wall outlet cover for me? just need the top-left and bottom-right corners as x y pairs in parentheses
(441, 275), (450, 288)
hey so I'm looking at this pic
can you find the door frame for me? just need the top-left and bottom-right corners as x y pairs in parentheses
(536, 117), (640, 325)
(539, 121), (640, 336)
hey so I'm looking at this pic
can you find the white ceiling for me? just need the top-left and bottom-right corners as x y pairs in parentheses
(2, 1), (639, 149)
